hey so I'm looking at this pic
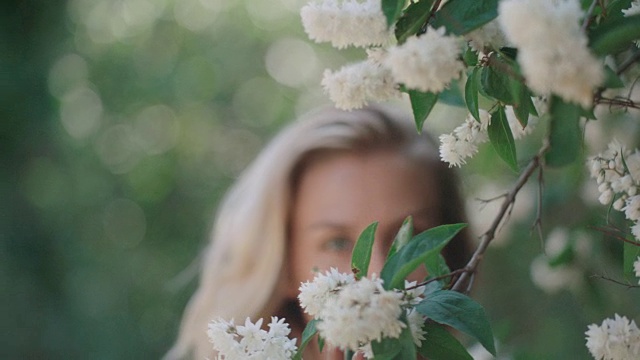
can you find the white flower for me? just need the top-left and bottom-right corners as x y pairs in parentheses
(300, 0), (392, 49)
(498, 0), (603, 107)
(439, 110), (490, 167)
(585, 314), (640, 360)
(614, 197), (626, 211)
(465, 19), (509, 53)
(298, 267), (356, 317)
(321, 57), (399, 110)
(316, 276), (405, 352)
(505, 105), (538, 140)
(632, 222), (640, 242)
(207, 317), (297, 360)
(406, 308), (427, 346)
(402, 280), (424, 305)
(624, 195), (640, 221)
(633, 256), (640, 282)
(439, 133), (478, 167)
(384, 27), (464, 93)
(598, 189), (613, 205)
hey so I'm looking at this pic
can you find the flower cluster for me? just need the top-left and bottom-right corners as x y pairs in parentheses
(588, 140), (640, 241)
(207, 317), (297, 360)
(384, 26), (464, 93)
(439, 110), (491, 167)
(321, 49), (399, 110)
(498, 0), (603, 107)
(298, 268), (426, 358)
(300, 0), (392, 49)
(302, 0), (463, 110)
(585, 314), (640, 360)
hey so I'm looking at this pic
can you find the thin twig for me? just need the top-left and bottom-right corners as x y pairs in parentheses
(406, 268), (468, 290)
(590, 274), (640, 289)
(451, 143), (550, 293)
(590, 225), (640, 246)
(594, 96), (640, 110)
(531, 166), (545, 253)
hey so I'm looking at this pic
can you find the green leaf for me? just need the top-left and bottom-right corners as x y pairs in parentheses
(380, 224), (467, 290)
(432, 0), (499, 35)
(623, 238), (640, 281)
(351, 222), (378, 280)
(395, 0), (435, 44)
(416, 290), (496, 355)
(424, 253), (451, 278)
(488, 106), (518, 172)
(590, 14), (640, 55)
(465, 67), (481, 122)
(371, 326), (417, 360)
(419, 322), (473, 360)
(388, 216), (414, 260)
(382, 0), (407, 27)
(545, 96), (581, 167)
(463, 46), (478, 66)
(511, 81), (531, 128)
(371, 338), (401, 359)
(293, 319), (318, 360)
(409, 90), (439, 133)
(481, 56), (516, 104)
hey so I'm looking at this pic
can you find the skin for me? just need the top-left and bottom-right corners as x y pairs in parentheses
(287, 149), (441, 359)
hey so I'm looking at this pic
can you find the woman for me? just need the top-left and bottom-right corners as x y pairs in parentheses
(166, 105), (471, 359)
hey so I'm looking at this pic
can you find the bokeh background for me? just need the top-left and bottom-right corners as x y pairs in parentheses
(3, 0), (640, 358)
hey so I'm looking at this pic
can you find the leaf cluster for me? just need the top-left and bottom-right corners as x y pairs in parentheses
(296, 221), (496, 359)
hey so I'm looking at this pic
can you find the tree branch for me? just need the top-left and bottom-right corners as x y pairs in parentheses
(451, 143), (550, 293)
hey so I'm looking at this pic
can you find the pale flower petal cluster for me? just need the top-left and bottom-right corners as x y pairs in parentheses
(298, 267), (356, 317)
(300, 0), (392, 49)
(321, 50), (399, 110)
(439, 110), (490, 167)
(316, 276), (405, 352)
(207, 317), (297, 360)
(465, 19), (509, 53)
(585, 314), (640, 360)
(406, 308), (427, 346)
(634, 256), (640, 282)
(588, 140), (640, 241)
(498, 0), (603, 107)
(384, 27), (465, 93)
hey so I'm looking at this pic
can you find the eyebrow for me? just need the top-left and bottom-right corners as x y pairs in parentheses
(304, 206), (439, 232)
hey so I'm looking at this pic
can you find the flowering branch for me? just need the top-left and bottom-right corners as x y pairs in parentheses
(452, 142), (550, 293)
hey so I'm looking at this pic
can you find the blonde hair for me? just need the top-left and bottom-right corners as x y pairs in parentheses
(166, 105), (469, 359)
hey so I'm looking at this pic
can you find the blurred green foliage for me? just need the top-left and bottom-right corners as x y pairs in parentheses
(2, 0), (640, 359)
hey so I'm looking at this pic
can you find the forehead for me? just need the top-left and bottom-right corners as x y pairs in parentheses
(291, 149), (441, 228)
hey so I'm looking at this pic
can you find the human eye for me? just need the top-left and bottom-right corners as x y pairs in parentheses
(320, 236), (353, 253)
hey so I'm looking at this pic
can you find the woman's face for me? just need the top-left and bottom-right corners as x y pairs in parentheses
(288, 148), (442, 296)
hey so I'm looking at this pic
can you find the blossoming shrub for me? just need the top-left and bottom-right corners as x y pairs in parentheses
(297, 0), (640, 358)
(208, 223), (496, 359)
